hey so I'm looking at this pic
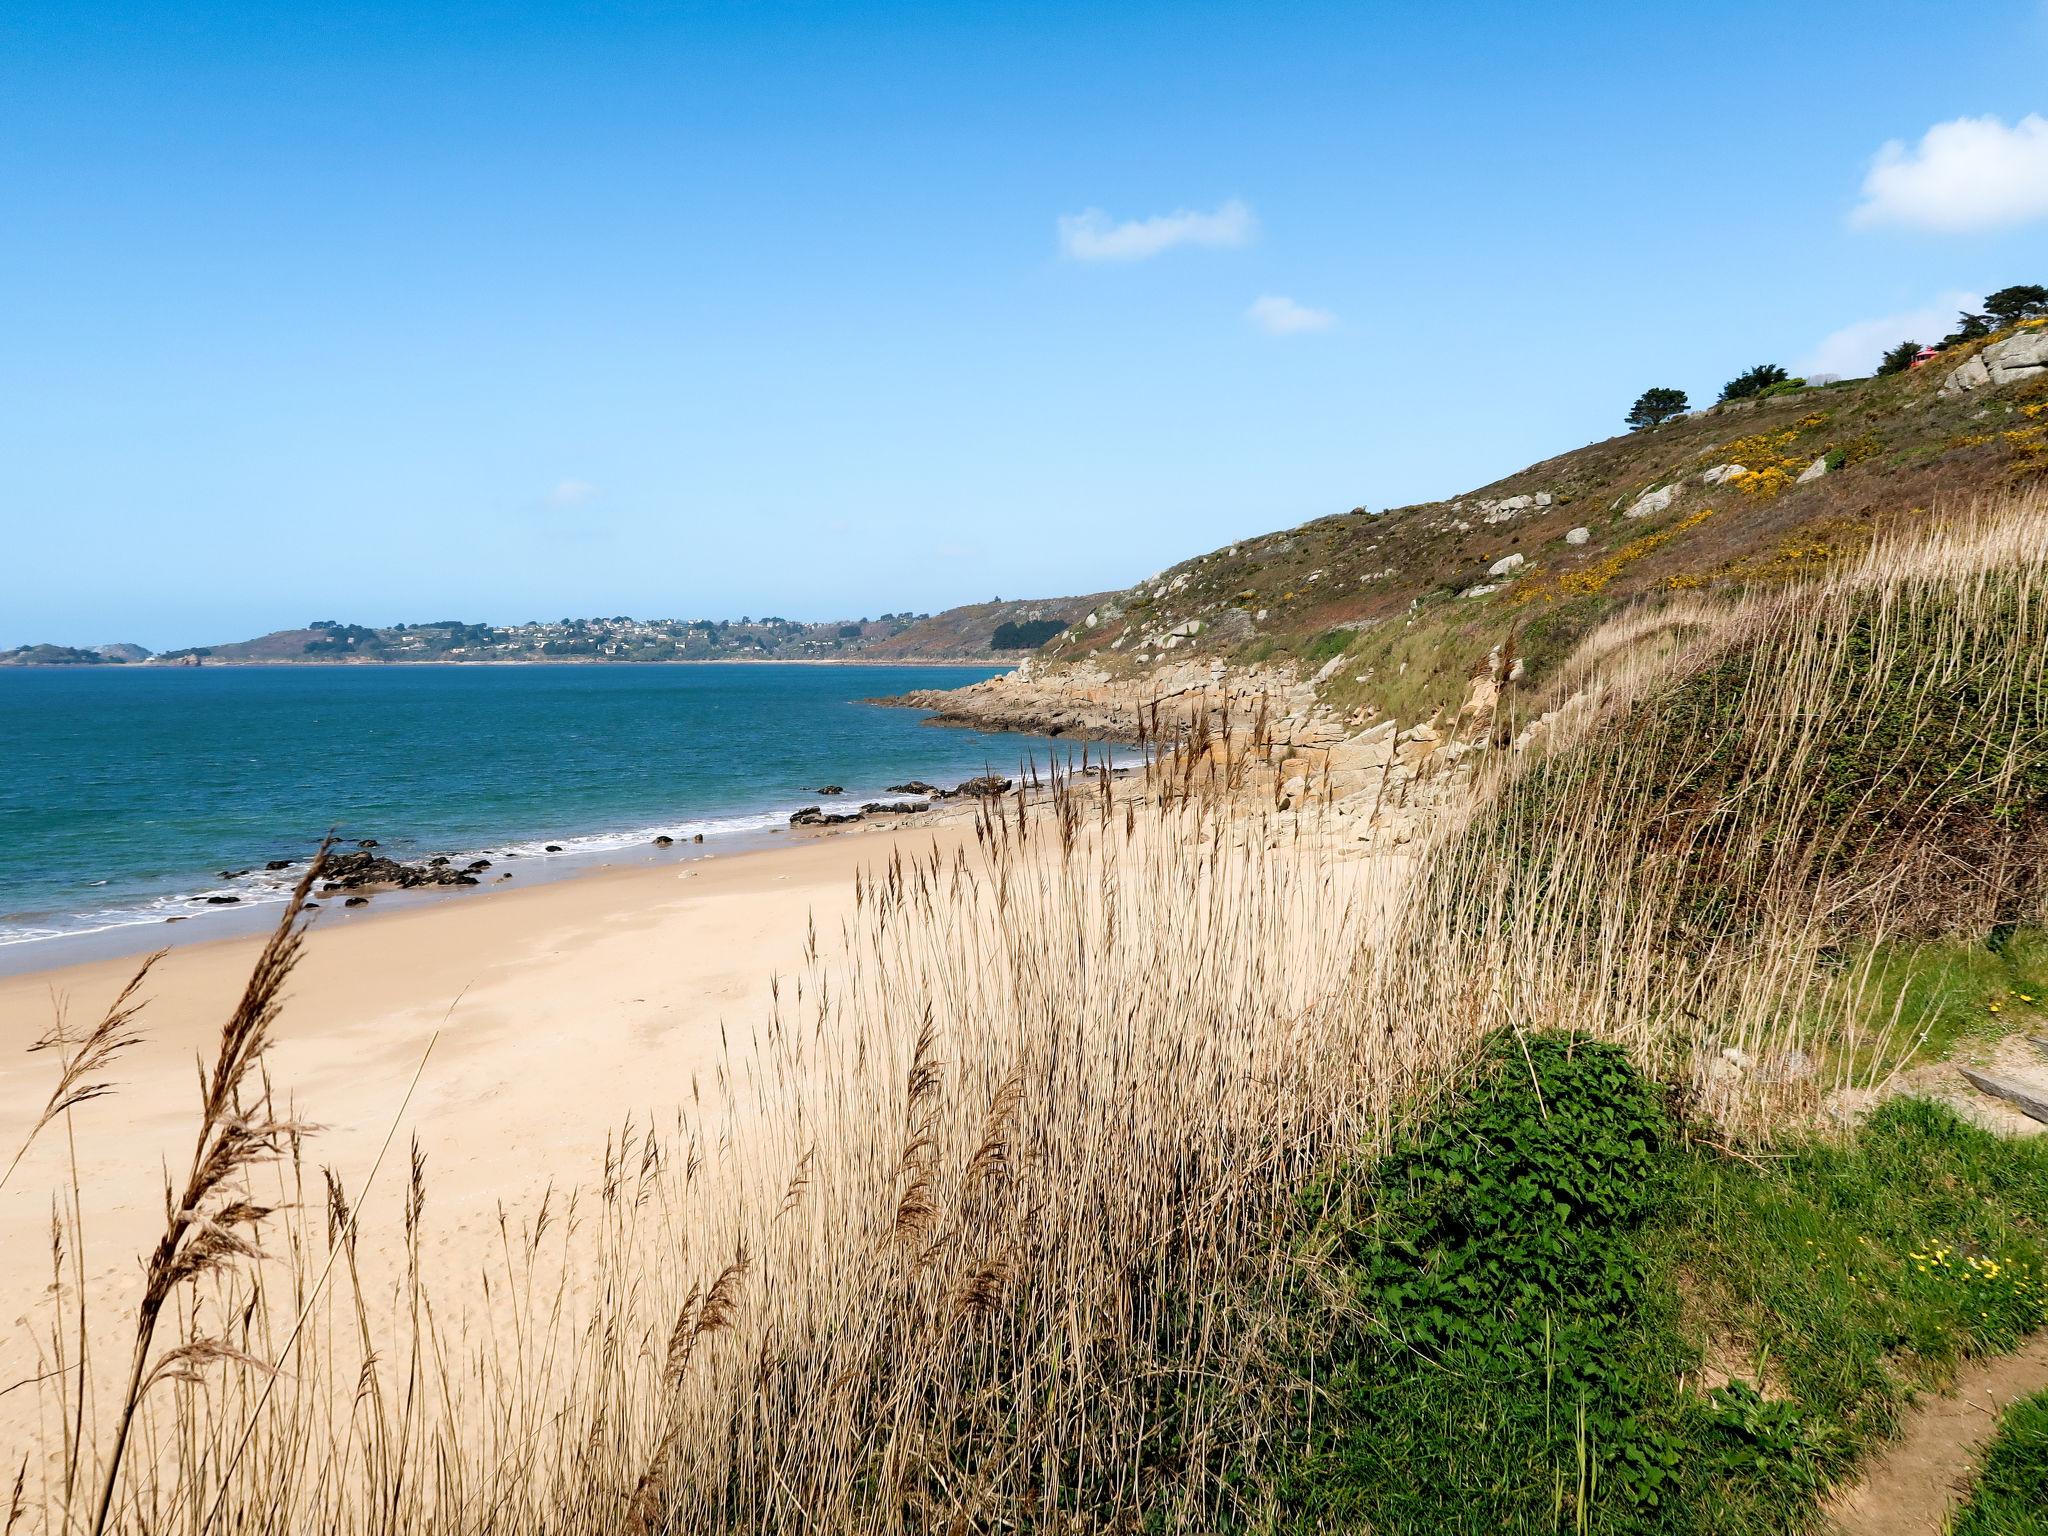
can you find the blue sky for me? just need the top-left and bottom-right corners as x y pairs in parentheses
(6, 1), (2047, 649)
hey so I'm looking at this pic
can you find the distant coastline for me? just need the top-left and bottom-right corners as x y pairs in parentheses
(2, 655), (1017, 668)
(2, 593), (1113, 670)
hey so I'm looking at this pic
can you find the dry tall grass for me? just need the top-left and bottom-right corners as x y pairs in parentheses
(12, 766), (1415, 1534)
(1392, 486), (2048, 1132)
(8, 488), (2045, 1532)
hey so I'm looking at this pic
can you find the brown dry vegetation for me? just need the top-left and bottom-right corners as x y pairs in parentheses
(4, 489), (2046, 1533)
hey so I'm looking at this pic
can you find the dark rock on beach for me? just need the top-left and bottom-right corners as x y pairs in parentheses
(345, 895), (370, 907)
(467, 859), (491, 871)
(950, 775), (1013, 798)
(861, 800), (927, 815)
(202, 895), (240, 905)
(544, 844), (563, 853)
(887, 781), (939, 795)
(790, 805), (862, 827)
(313, 847), (505, 893)
(653, 835), (674, 846)
(815, 785), (844, 795)
(265, 859), (294, 871)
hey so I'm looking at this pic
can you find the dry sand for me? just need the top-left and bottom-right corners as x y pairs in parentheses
(0, 820), (969, 1435)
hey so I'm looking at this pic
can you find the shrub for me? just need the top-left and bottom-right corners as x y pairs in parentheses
(1275, 1033), (1690, 1531)
(1719, 364), (1789, 403)
(990, 617), (1065, 650)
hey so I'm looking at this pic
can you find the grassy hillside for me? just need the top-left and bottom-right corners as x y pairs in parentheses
(1035, 320), (2048, 725)
(858, 592), (1115, 660)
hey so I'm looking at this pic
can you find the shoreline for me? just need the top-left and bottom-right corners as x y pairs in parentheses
(0, 655), (1024, 669)
(0, 782), (1023, 982)
(0, 659), (1111, 977)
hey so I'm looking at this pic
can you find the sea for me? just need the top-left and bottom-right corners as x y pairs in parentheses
(0, 662), (1101, 971)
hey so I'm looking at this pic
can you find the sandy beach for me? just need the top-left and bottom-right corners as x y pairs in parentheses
(0, 818), (971, 1432)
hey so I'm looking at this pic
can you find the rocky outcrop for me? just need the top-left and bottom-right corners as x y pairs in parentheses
(1626, 483), (1680, 519)
(790, 806), (862, 827)
(949, 775), (1013, 798)
(316, 848), (486, 893)
(875, 658), (1305, 746)
(1471, 491), (1553, 524)
(1942, 328), (2048, 397)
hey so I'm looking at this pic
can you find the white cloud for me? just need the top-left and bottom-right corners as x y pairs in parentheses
(1246, 294), (1336, 336)
(548, 478), (598, 507)
(1853, 114), (2048, 231)
(1057, 198), (1255, 261)
(1798, 290), (1980, 377)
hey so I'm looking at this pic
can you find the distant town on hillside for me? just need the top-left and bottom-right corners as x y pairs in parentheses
(1, 596), (1104, 667)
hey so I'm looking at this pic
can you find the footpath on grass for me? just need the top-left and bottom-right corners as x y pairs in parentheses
(1827, 1336), (2048, 1535)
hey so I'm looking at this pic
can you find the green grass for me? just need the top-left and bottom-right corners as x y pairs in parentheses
(1841, 928), (2048, 1068)
(1244, 1032), (2048, 1535)
(1950, 1389), (2048, 1535)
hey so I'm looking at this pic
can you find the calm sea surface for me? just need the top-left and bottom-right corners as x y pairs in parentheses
(0, 663), (1086, 957)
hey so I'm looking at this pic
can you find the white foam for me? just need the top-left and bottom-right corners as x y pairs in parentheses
(1, 803), (819, 949)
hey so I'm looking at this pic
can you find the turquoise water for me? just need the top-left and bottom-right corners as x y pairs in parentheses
(0, 663), (1080, 955)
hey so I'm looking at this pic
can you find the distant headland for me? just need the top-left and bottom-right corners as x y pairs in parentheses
(1, 595), (1110, 668)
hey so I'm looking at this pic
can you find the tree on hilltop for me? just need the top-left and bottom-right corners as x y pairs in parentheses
(1983, 284), (2048, 328)
(1876, 340), (1922, 376)
(1718, 363), (1789, 402)
(1626, 387), (1689, 431)
(1942, 311), (1993, 347)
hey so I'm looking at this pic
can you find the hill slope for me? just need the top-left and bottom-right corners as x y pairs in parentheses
(909, 321), (2047, 739)
(858, 593), (1115, 660)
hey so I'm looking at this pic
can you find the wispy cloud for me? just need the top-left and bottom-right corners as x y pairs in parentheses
(1246, 294), (1336, 336)
(1057, 198), (1255, 261)
(548, 478), (598, 507)
(1853, 114), (2048, 231)
(1798, 291), (1980, 378)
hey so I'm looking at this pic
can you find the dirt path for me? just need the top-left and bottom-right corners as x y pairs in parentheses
(1825, 1332), (2048, 1534)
